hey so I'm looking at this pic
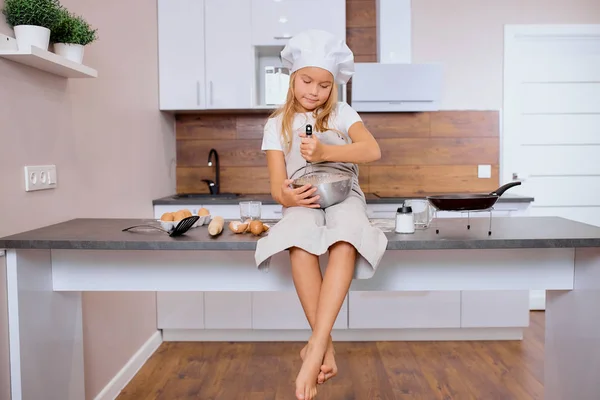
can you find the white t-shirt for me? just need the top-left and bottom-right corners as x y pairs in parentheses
(261, 102), (363, 152)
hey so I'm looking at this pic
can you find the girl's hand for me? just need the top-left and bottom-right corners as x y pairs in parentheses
(280, 179), (320, 208)
(299, 133), (327, 163)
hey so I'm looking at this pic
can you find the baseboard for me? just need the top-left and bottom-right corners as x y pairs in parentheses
(162, 327), (524, 342)
(529, 290), (546, 310)
(94, 331), (162, 400)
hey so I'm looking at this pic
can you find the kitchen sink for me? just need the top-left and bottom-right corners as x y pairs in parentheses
(173, 193), (241, 199)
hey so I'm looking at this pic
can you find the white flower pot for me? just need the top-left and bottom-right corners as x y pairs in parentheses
(54, 43), (85, 64)
(13, 25), (51, 51)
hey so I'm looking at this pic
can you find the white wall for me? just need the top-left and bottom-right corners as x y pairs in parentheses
(0, 0), (176, 397)
(412, 0), (600, 110)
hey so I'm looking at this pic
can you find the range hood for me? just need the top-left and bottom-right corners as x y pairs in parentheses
(350, 0), (443, 112)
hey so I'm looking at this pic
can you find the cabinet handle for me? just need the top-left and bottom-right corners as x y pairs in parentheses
(196, 81), (200, 106)
(209, 81), (213, 105)
(273, 36), (291, 40)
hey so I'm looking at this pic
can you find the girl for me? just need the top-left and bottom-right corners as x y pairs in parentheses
(255, 29), (388, 400)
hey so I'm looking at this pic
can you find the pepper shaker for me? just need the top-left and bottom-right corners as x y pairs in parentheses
(395, 203), (415, 234)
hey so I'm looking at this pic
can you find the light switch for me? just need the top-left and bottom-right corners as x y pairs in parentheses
(478, 165), (491, 179)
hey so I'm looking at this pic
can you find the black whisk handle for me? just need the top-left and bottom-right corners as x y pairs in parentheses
(305, 124), (312, 136)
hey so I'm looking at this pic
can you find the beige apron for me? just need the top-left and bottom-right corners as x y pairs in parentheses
(255, 113), (388, 279)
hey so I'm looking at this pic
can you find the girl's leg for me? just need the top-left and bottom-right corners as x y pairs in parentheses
(289, 247), (337, 384)
(294, 241), (356, 400)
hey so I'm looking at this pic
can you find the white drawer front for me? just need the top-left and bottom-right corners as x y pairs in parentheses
(154, 203), (283, 220)
(204, 292), (252, 329)
(157, 292), (204, 329)
(349, 291), (461, 329)
(367, 204), (403, 219)
(461, 290), (530, 328)
(252, 292), (348, 330)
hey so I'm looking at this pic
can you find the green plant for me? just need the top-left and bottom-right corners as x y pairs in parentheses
(50, 8), (97, 45)
(1, 0), (63, 29)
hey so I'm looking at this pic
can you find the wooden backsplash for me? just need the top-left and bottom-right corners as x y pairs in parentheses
(175, 111), (500, 196)
(175, 0), (500, 196)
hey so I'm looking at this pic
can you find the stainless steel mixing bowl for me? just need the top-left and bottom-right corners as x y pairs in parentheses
(291, 172), (353, 208)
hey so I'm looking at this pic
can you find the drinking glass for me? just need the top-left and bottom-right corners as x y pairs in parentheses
(406, 199), (434, 229)
(239, 201), (261, 221)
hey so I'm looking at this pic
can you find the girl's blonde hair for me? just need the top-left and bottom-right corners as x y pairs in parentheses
(270, 70), (339, 153)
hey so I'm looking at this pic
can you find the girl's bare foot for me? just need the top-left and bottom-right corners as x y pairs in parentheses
(296, 339), (328, 399)
(300, 339), (337, 384)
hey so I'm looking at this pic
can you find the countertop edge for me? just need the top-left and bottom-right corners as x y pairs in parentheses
(2, 238), (599, 251)
(151, 194), (536, 206)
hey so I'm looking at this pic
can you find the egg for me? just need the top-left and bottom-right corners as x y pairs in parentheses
(181, 209), (193, 217)
(198, 208), (210, 216)
(173, 210), (187, 221)
(250, 220), (264, 236)
(229, 221), (248, 234)
(160, 212), (174, 222)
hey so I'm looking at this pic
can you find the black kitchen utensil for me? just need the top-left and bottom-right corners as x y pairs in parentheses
(122, 216), (199, 237)
(426, 181), (522, 212)
(302, 124), (313, 177)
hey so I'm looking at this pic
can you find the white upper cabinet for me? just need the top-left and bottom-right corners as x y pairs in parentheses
(157, 0), (206, 110)
(250, 0), (346, 46)
(205, 0), (254, 109)
(157, 0), (346, 110)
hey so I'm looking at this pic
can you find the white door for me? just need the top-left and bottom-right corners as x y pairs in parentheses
(504, 25), (600, 311)
(205, 0), (254, 109)
(157, 0), (206, 110)
(503, 25), (600, 228)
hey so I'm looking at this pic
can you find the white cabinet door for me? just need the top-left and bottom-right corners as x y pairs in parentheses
(205, 0), (254, 109)
(461, 290), (530, 328)
(250, 0), (346, 46)
(204, 292), (252, 329)
(252, 292), (348, 330)
(157, 292), (205, 329)
(348, 291), (461, 329)
(157, 0), (206, 110)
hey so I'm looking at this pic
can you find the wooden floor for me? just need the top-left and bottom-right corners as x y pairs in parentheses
(117, 311), (544, 400)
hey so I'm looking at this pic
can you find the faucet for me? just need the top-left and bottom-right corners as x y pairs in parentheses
(202, 148), (220, 195)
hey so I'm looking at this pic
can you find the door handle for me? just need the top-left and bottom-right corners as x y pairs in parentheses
(196, 81), (200, 106)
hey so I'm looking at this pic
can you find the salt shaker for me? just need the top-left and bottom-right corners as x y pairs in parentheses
(395, 204), (415, 234)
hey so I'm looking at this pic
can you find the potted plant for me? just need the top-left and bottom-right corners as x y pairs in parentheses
(1, 0), (63, 51)
(50, 8), (97, 64)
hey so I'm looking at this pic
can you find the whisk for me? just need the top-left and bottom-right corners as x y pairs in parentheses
(301, 124), (313, 178)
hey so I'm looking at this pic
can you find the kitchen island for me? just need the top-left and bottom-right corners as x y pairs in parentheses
(1, 215), (599, 400)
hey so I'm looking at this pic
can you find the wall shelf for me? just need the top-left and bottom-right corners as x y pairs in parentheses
(0, 33), (97, 78)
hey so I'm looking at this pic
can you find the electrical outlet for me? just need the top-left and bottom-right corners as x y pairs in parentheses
(24, 165), (57, 192)
(478, 164), (491, 179)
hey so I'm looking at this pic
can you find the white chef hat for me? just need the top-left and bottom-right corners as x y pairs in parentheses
(280, 29), (355, 85)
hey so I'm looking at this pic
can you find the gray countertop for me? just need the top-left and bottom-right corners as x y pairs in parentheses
(0, 216), (598, 251)
(152, 193), (535, 206)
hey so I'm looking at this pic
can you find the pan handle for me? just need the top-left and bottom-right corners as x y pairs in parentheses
(489, 181), (522, 196)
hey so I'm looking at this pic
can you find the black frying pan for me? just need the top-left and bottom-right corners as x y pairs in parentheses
(427, 181), (522, 212)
